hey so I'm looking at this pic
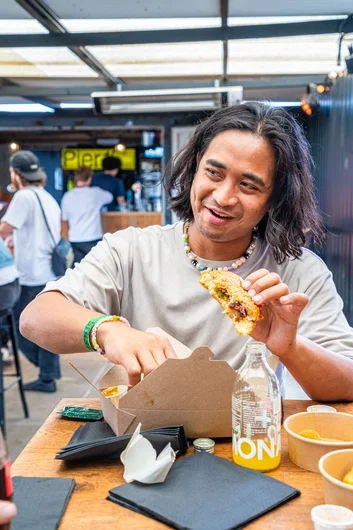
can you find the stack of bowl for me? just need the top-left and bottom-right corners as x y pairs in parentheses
(284, 411), (353, 510)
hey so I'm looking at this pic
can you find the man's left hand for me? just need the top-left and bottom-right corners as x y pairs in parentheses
(242, 269), (309, 358)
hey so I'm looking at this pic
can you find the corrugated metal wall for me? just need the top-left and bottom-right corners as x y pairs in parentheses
(307, 76), (353, 325)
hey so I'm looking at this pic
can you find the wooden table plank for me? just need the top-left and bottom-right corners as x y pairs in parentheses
(12, 399), (353, 529)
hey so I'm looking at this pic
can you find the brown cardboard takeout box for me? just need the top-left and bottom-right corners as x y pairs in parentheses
(71, 328), (279, 439)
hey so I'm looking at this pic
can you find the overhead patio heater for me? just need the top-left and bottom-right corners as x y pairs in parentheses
(91, 86), (243, 114)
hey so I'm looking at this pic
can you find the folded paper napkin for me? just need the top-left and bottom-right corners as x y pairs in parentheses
(108, 452), (300, 530)
(65, 421), (116, 447)
(56, 422), (188, 462)
(12, 476), (75, 530)
(121, 423), (176, 483)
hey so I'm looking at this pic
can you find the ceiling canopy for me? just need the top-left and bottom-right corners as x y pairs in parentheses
(0, 0), (351, 108)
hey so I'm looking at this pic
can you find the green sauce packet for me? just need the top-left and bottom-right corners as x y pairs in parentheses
(57, 406), (103, 421)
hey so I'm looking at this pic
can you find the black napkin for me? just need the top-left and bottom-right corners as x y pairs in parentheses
(108, 452), (300, 530)
(65, 421), (115, 448)
(12, 476), (75, 530)
(56, 422), (188, 461)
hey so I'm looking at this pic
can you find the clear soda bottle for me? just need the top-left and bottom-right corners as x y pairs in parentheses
(232, 340), (281, 472)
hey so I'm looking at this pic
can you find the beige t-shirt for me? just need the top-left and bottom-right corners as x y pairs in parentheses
(42, 222), (353, 388)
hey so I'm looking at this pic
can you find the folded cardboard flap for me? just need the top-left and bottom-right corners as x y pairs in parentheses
(100, 398), (136, 436)
(118, 347), (235, 411)
(69, 362), (137, 436)
(145, 327), (192, 359)
(99, 364), (129, 388)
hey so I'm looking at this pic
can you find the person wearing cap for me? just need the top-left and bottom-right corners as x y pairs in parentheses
(0, 150), (61, 393)
(91, 156), (125, 211)
(61, 166), (113, 264)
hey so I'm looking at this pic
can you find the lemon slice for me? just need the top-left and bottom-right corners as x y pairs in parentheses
(343, 467), (353, 485)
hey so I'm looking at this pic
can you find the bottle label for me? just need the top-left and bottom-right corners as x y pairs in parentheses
(4, 460), (13, 498)
(232, 393), (280, 435)
(232, 428), (281, 460)
(232, 394), (281, 465)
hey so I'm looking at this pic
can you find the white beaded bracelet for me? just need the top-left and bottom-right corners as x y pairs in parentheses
(90, 315), (130, 355)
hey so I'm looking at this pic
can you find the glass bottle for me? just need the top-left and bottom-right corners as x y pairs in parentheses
(0, 430), (13, 530)
(232, 340), (281, 472)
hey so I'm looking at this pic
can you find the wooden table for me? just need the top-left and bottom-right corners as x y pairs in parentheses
(12, 399), (353, 529)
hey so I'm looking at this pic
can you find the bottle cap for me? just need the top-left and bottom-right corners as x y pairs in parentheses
(193, 438), (215, 453)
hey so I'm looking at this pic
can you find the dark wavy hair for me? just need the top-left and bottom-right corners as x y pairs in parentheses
(164, 101), (325, 264)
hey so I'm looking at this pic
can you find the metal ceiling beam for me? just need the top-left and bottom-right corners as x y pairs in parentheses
(220, 0), (229, 82)
(14, 0), (121, 86)
(0, 85), (112, 97)
(1, 17), (353, 47)
(0, 76), (327, 98)
(18, 94), (57, 108)
(0, 77), (57, 108)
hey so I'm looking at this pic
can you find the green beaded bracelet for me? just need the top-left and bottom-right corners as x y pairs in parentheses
(83, 316), (108, 352)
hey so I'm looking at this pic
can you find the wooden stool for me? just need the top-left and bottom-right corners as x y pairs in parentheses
(0, 308), (29, 437)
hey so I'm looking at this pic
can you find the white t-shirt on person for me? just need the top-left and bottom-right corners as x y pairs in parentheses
(41, 222), (353, 394)
(61, 186), (113, 243)
(3, 186), (61, 286)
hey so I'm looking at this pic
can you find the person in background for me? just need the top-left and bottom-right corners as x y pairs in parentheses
(91, 156), (125, 211)
(0, 150), (61, 393)
(0, 237), (20, 364)
(61, 166), (113, 264)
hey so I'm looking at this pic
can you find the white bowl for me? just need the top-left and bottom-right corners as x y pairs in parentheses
(307, 405), (337, 413)
(311, 504), (353, 530)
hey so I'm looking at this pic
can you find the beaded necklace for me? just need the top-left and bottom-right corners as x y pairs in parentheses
(183, 222), (257, 272)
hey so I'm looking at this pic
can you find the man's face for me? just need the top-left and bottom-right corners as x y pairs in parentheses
(190, 130), (275, 243)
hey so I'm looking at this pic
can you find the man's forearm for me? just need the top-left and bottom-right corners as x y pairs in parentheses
(20, 291), (103, 354)
(280, 335), (353, 401)
(61, 220), (69, 241)
(0, 222), (13, 240)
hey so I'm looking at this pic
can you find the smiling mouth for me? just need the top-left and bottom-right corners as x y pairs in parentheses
(208, 208), (233, 220)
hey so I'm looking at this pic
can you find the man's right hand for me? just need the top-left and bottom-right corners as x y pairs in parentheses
(97, 323), (178, 386)
(0, 501), (17, 525)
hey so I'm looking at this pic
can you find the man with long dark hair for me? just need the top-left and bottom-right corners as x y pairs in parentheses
(20, 103), (353, 400)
